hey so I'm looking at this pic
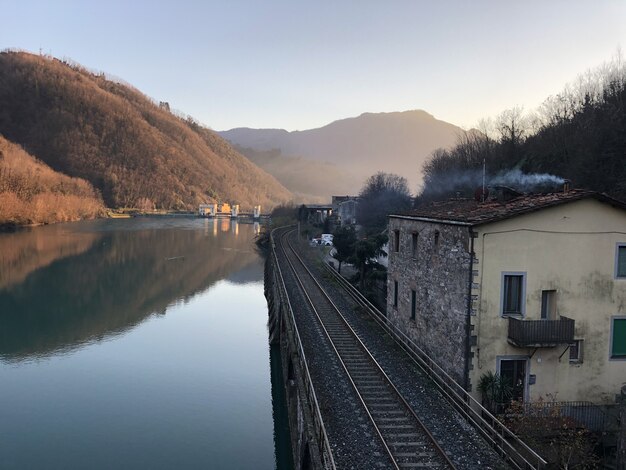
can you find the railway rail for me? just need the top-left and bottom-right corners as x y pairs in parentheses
(316, 247), (546, 470)
(277, 228), (456, 469)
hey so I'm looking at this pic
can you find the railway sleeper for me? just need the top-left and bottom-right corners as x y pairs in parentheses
(397, 462), (444, 468)
(377, 424), (416, 429)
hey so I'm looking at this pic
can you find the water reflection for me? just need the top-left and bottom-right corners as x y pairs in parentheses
(0, 224), (100, 290)
(271, 343), (295, 469)
(0, 218), (261, 362)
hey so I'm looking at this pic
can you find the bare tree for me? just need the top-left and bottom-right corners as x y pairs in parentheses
(357, 172), (412, 232)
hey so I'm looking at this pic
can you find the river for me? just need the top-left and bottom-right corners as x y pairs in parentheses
(0, 217), (292, 469)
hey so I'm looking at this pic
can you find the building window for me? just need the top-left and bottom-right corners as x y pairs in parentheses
(393, 281), (398, 308)
(411, 233), (418, 258)
(501, 272), (526, 317)
(410, 290), (416, 320)
(616, 244), (626, 278)
(541, 290), (556, 320)
(610, 317), (626, 359)
(394, 230), (400, 253)
(569, 340), (583, 363)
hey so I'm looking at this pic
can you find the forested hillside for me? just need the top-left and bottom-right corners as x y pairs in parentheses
(420, 57), (626, 202)
(0, 136), (104, 225)
(0, 51), (292, 211)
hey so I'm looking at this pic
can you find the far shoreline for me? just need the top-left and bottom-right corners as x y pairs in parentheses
(0, 209), (257, 232)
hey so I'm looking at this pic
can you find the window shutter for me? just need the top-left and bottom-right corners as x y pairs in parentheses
(613, 318), (626, 357)
(618, 246), (626, 277)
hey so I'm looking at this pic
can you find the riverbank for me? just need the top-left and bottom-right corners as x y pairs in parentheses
(0, 209), (198, 231)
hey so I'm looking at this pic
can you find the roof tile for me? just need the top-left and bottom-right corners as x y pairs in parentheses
(394, 190), (626, 225)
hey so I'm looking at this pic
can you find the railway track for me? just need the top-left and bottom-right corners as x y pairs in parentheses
(277, 228), (456, 470)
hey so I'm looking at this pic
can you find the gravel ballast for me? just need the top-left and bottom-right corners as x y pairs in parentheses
(275, 230), (396, 468)
(287, 233), (511, 469)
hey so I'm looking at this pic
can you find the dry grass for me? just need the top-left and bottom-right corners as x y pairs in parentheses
(0, 136), (105, 225)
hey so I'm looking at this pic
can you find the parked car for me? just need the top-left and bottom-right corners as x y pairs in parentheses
(321, 234), (333, 246)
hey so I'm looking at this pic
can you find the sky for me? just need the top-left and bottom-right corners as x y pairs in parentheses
(2, 0), (626, 131)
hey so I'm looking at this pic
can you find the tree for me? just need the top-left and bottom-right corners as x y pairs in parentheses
(419, 131), (497, 203)
(331, 225), (356, 274)
(350, 233), (388, 293)
(357, 172), (412, 232)
(477, 371), (513, 414)
(496, 106), (528, 169)
(419, 53), (626, 203)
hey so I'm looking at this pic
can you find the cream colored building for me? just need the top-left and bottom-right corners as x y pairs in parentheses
(387, 188), (626, 405)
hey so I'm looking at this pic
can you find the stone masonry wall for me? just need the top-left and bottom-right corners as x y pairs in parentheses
(265, 251), (324, 470)
(386, 217), (472, 385)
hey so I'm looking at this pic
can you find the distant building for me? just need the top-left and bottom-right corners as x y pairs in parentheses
(199, 203), (239, 217)
(386, 187), (626, 405)
(198, 204), (214, 217)
(299, 204), (333, 225)
(332, 195), (359, 225)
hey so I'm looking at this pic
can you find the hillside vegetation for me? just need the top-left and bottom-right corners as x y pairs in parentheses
(0, 135), (104, 225)
(0, 51), (291, 211)
(420, 56), (626, 202)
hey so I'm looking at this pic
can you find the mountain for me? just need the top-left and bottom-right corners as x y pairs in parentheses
(0, 51), (291, 211)
(231, 146), (362, 203)
(0, 135), (104, 225)
(220, 110), (465, 197)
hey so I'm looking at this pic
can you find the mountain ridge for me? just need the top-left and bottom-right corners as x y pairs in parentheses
(220, 110), (465, 197)
(0, 51), (292, 212)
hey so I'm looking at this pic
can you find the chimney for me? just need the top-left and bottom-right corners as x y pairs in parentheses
(489, 185), (523, 203)
(563, 179), (571, 193)
(474, 187), (489, 203)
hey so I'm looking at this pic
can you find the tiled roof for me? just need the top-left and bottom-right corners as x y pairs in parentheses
(392, 190), (626, 225)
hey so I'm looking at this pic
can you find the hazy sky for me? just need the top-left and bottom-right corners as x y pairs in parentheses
(2, 1), (625, 131)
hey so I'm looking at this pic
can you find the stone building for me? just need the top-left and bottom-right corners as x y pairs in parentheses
(332, 195), (359, 225)
(387, 188), (626, 404)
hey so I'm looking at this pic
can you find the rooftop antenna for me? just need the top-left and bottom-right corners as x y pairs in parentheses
(481, 158), (486, 202)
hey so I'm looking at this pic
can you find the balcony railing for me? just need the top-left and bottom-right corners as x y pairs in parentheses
(508, 316), (575, 347)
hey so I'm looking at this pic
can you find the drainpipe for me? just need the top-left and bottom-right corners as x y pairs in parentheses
(465, 227), (476, 392)
(618, 385), (626, 470)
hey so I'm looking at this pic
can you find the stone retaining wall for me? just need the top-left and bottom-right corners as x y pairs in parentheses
(265, 250), (325, 470)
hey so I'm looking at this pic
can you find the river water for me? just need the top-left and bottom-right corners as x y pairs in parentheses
(0, 218), (292, 469)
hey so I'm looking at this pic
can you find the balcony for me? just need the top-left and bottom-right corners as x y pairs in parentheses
(507, 316), (575, 348)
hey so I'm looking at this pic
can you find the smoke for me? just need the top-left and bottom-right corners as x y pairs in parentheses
(422, 168), (483, 197)
(489, 169), (564, 191)
(422, 168), (565, 199)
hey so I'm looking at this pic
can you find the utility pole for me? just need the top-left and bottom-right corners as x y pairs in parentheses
(482, 158), (486, 202)
(618, 384), (626, 470)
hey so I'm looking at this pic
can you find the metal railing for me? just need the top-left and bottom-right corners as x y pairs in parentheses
(270, 227), (336, 470)
(321, 261), (547, 470)
(517, 401), (609, 433)
(508, 316), (575, 347)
